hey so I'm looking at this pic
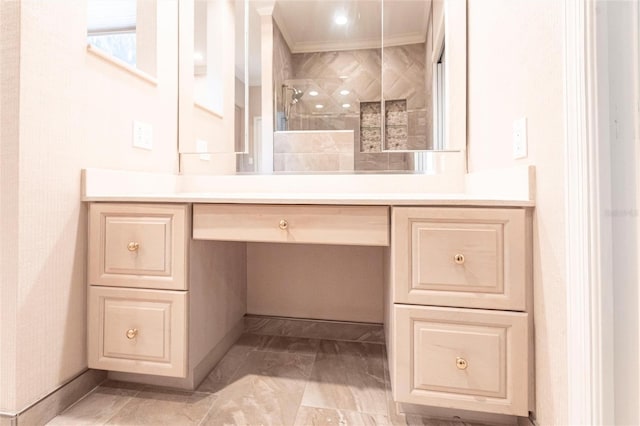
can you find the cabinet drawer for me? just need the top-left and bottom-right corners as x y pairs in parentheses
(393, 207), (528, 310)
(393, 305), (529, 416)
(88, 286), (187, 378)
(193, 204), (389, 246)
(89, 203), (188, 290)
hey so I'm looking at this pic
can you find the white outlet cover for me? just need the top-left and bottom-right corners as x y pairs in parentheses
(512, 117), (527, 159)
(132, 120), (153, 150)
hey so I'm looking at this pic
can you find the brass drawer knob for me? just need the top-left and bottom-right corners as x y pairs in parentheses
(127, 242), (140, 252)
(126, 328), (138, 339)
(454, 253), (465, 264)
(456, 357), (468, 370)
(279, 219), (288, 230)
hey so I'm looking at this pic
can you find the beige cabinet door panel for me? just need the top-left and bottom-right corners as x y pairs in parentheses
(393, 305), (529, 416)
(88, 286), (187, 378)
(193, 204), (389, 246)
(89, 203), (188, 290)
(393, 207), (528, 310)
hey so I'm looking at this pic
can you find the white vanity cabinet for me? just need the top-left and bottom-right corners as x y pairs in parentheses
(87, 203), (189, 378)
(390, 207), (533, 417)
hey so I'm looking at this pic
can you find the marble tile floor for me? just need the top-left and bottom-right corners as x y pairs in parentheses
(47, 334), (494, 426)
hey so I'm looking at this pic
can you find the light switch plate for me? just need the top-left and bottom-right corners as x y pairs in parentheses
(513, 117), (527, 159)
(132, 121), (153, 150)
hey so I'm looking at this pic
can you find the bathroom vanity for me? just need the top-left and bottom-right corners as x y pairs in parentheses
(83, 167), (534, 420)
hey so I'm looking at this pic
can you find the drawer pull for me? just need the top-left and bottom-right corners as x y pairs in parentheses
(127, 242), (140, 252)
(126, 328), (138, 339)
(456, 357), (468, 370)
(278, 219), (288, 230)
(453, 253), (465, 265)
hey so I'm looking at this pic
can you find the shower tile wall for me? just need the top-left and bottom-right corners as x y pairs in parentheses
(288, 44), (430, 171)
(381, 44), (430, 151)
(273, 131), (355, 172)
(273, 21), (293, 130)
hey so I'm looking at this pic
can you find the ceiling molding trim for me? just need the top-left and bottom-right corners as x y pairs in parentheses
(290, 33), (426, 54)
(272, 6), (296, 53)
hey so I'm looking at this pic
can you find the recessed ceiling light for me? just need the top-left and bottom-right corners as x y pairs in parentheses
(339, 75), (349, 80)
(315, 104), (324, 109)
(309, 90), (319, 96)
(194, 51), (204, 62)
(340, 89), (350, 96)
(342, 103), (351, 108)
(334, 15), (348, 25)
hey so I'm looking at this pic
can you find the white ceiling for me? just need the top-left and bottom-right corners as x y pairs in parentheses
(273, 0), (431, 53)
(235, 0), (431, 84)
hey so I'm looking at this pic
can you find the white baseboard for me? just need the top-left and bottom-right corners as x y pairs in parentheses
(108, 318), (244, 390)
(0, 369), (107, 426)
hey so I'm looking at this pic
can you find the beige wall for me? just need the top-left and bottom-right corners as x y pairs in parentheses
(247, 243), (384, 323)
(0, 0), (21, 413)
(466, 1), (566, 424)
(0, 0), (178, 414)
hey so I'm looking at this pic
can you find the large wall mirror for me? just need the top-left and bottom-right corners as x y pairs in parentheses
(179, 0), (466, 174)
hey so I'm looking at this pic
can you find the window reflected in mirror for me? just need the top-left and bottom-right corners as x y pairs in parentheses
(87, 0), (157, 77)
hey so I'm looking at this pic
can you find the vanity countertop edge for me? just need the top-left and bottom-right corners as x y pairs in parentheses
(81, 166), (536, 207)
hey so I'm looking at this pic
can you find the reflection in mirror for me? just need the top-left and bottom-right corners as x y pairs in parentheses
(179, 0), (465, 175)
(193, 1), (224, 115)
(236, 0), (268, 173)
(270, 0), (393, 172)
(382, 1), (432, 152)
(87, 0), (157, 76)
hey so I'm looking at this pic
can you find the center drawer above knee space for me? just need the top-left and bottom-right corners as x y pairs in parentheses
(193, 204), (389, 246)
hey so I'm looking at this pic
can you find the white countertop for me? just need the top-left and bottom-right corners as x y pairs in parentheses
(82, 192), (534, 207)
(81, 167), (535, 207)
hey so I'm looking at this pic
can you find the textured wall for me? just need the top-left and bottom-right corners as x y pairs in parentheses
(1, 0), (178, 414)
(466, 1), (566, 424)
(0, 0), (21, 413)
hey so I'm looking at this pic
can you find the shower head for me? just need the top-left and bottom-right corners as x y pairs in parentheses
(283, 85), (305, 104)
(290, 87), (304, 104)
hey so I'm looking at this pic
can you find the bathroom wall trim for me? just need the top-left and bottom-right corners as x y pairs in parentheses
(563, 0), (612, 424)
(0, 369), (106, 425)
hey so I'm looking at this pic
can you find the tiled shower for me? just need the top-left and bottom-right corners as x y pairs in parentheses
(273, 21), (432, 172)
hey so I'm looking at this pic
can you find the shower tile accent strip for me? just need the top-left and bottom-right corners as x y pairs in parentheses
(360, 101), (383, 152)
(360, 100), (413, 151)
(385, 100), (410, 150)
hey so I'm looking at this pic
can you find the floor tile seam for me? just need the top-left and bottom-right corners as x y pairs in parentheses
(291, 364), (315, 426)
(297, 399), (390, 419)
(195, 394), (218, 426)
(226, 356), (249, 384)
(100, 394), (139, 426)
(138, 385), (214, 399)
(210, 351), (253, 390)
(297, 403), (393, 420)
